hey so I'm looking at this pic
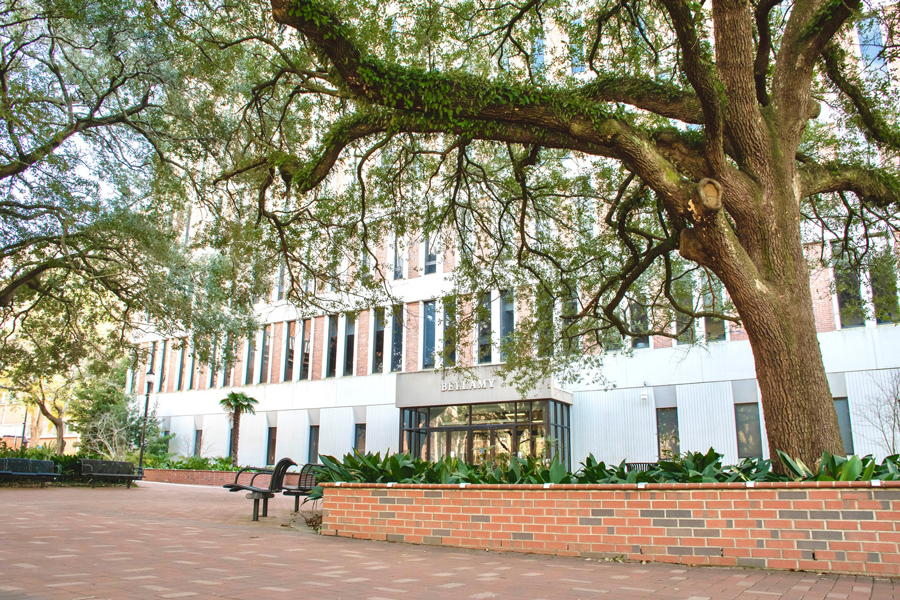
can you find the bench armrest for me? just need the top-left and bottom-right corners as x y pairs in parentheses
(230, 467), (272, 487)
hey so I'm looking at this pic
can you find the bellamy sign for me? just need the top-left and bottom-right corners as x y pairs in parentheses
(441, 379), (496, 392)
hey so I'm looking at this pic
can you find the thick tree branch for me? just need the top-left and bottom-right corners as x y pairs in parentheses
(580, 76), (704, 124)
(800, 162), (900, 207)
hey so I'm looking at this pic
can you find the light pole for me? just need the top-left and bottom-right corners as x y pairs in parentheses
(137, 367), (156, 478)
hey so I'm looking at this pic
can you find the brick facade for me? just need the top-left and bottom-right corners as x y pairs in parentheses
(405, 302), (420, 372)
(312, 316), (325, 380)
(321, 481), (900, 577)
(408, 234), (420, 279)
(270, 322), (283, 383)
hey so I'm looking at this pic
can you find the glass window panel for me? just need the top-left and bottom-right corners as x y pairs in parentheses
(442, 296), (457, 366)
(833, 398), (855, 455)
(354, 424), (366, 453)
(423, 301), (436, 368)
(478, 293), (492, 364)
(657, 407), (680, 458)
(735, 403), (763, 459)
(343, 315), (355, 376)
(373, 308), (385, 373)
(532, 425), (546, 458)
(429, 405), (470, 427)
(430, 431), (448, 461)
(471, 402), (517, 424)
(391, 305), (404, 372)
(326, 315), (338, 378)
(500, 290), (514, 361)
(472, 429), (491, 464)
(495, 429), (514, 462)
(449, 430), (468, 461)
(517, 427), (533, 458)
(531, 401), (545, 423)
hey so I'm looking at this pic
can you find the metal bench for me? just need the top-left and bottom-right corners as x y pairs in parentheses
(78, 459), (141, 488)
(223, 457), (297, 521)
(283, 463), (319, 512)
(625, 462), (657, 472)
(0, 458), (60, 487)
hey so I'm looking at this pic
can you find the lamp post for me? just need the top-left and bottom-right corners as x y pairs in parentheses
(137, 367), (156, 478)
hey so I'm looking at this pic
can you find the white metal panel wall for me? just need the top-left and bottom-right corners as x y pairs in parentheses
(847, 369), (900, 459)
(366, 404), (400, 455)
(319, 407), (355, 459)
(274, 409), (310, 464)
(168, 416), (195, 456)
(202, 413), (231, 458)
(237, 412), (269, 467)
(677, 382), (739, 464)
(571, 389), (658, 465)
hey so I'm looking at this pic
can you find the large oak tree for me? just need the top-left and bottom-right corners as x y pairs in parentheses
(187, 0), (900, 467)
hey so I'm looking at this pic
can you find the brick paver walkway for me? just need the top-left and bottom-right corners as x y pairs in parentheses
(0, 482), (897, 599)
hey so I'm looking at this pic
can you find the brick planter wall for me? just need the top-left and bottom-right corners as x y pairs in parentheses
(143, 469), (304, 488)
(320, 481), (900, 576)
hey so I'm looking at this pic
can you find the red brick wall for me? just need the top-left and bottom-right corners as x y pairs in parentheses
(408, 235), (420, 279)
(356, 310), (370, 376)
(312, 316), (325, 380)
(810, 264), (837, 333)
(135, 343), (148, 393)
(405, 302), (420, 372)
(321, 481), (900, 577)
(166, 341), (180, 393)
(231, 340), (245, 387)
(652, 336), (673, 349)
(270, 322), (283, 383)
(144, 469), (305, 488)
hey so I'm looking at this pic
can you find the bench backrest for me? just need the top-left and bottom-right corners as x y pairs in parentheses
(80, 459), (135, 475)
(0, 458), (56, 475)
(297, 463), (319, 491)
(268, 457), (298, 492)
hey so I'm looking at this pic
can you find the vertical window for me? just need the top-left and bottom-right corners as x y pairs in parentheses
(260, 326), (271, 384)
(443, 297), (457, 367)
(359, 247), (372, 285)
(533, 36), (545, 72)
(630, 299), (649, 349)
(176, 344), (186, 391)
(308, 425), (320, 463)
(277, 263), (285, 300)
(373, 308), (386, 373)
(478, 293), (492, 364)
(391, 305), (404, 372)
(833, 397), (855, 455)
(187, 353), (195, 391)
(326, 315), (338, 378)
(208, 341), (217, 388)
(704, 281), (726, 342)
(500, 290), (514, 361)
(833, 244), (866, 328)
(300, 319), (311, 380)
(266, 426), (277, 465)
(735, 403), (763, 459)
(871, 250), (900, 324)
(343, 315), (356, 376)
(393, 234), (404, 280)
(284, 321), (295, 381)
(423, 301), (436, 369)
(424, 236), (437, 274)
(193, 430), (203, 457)
(858, 18), (888, 73)
(656, 407), (679, 459)
(245, 338), (256, 385)
(354, 424), (367, 454)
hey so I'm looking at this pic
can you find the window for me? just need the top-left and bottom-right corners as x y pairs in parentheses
(833, 397), (855, 455)
(393, 234), (404, 280)
(656, 407), (679, 459)
(300, 319), (311, 380)
(193, 430), (203, 457)
(266, 426), (277, 466)
(391, 305), (404, 372)
(423, 301), (436, 369)
(158, 340), (167, 392)
(308, 425), (320, 463)
(284, 321), (295, 381)
(630, 298), (649, 349)
(326, 315), (338, 378)
(373, 308), (386, 373)
(443, 297), (457, 366)
(245, 338), (256, 385)
(533, 36), (545, 72)
(424, 236), (437, 275)
(260, 326), (271, 384)
(858, 17), (888, 74)
(343, 315), (356, 376)
(354, 424), (367, 454)
(833, 244), (866, 328)
(187, 353), (195, 391)
(871, 249), (900, 324)
(276, 263), (285, 300)
(500, 290), (514, 361)
(704, 281), (726, 342)
(478, 293), (492, 364)
(735, 403), (763, 459)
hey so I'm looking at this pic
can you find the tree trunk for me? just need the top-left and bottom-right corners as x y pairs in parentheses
(35, 402), (65, 454)
(231, 410), (241, 467)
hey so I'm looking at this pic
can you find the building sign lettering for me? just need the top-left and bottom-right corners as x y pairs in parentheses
(441, 379), (496, 392)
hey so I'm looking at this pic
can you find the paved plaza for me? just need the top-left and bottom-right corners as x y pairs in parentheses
(1, 482), (898, 599)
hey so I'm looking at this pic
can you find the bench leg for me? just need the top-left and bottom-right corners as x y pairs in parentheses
(294, 495), (300, 513)
(91, 478), (97, 488)
(262, 497), (269, 518)
(252, 498), (260, 521)
(127, 479), (132, 489)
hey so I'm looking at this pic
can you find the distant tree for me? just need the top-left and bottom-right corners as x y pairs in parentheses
(219, 392), (259, 466)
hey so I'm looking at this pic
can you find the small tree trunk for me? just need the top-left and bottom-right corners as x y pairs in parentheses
(231, 410), (241, 467)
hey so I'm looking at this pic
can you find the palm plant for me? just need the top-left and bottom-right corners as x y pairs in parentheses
(219, 392), (259, 467)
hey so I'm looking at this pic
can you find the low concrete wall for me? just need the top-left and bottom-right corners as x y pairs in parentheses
(143, 469), (304, 487)
(320, 481), (900, 576)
